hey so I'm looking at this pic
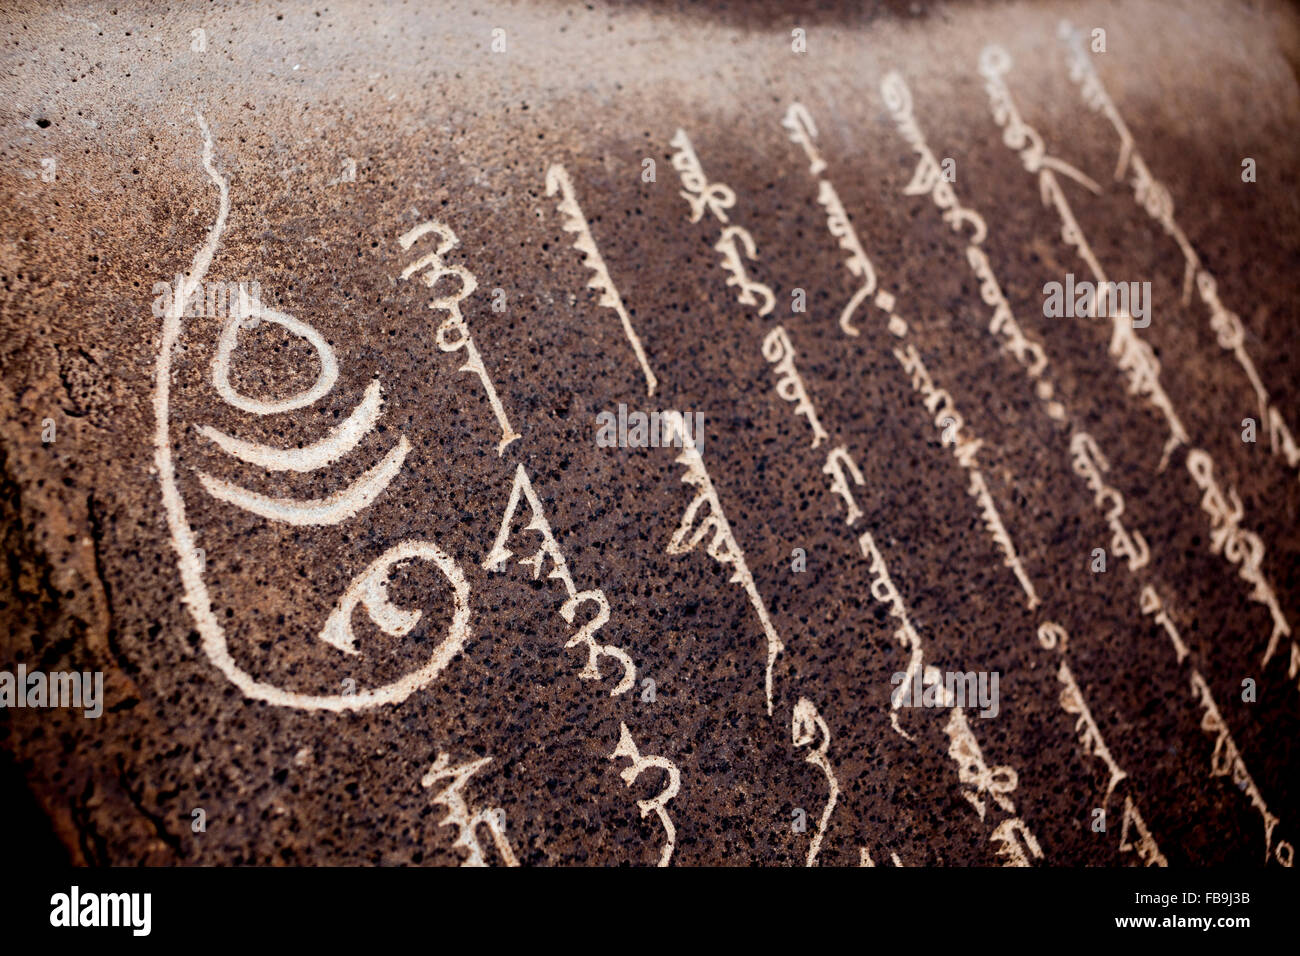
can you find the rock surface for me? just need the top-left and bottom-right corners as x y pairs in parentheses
(1, 0), (1298, 865)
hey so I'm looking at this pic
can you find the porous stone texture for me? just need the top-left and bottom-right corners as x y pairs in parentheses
(1, 0), (1298, 866)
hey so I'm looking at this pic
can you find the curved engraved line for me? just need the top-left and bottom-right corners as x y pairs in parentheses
(398, 220), (457, 262)
(153, 114), (467, 711)
(196, 436), (409, 525)
(560, 589), (637, 696)
(838, 283), (872, 337)
(196, 379), (384, 472)
(320, 541), (462, 656)
(212, 299), (339, 415)
(1040, 155), (1103, 196)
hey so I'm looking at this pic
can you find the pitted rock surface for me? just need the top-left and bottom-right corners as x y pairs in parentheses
(1, 0), (1298, 865)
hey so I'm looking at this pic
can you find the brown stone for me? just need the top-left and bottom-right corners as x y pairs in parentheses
(1, 0), (1298, 866)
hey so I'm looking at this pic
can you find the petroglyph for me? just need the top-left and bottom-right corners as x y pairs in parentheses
(792, 697), (839, 867)
(484, 464), (636, 696)
(784, 104), (878, 336)
(397, 220), (521, 455)
(671, 129), (776, 321)
(609, 723), (680, 867)
(762, 326), (829, 448)
(33, 5), (1293, 872)
(785, 100), (1172, 866)
(546, 163), (658, 395)
(209, 291), (338, 415)
(661, 411), (785, 714)
(859, 530), (1041, 864)
(978, 46), (1186, 466)
(822, 446), (865, 526)
(321, 541), (469, 659)
(1118, 796), (1168, 868)
(878, 70), (1295, 864)
(154, 115), (472, 712)
(1056, 659), (1127, 806)
(1068, 433), (1150, 573)
(669, 128), (736, 225)
(421, 753), (519, 867)
(197, 380), (385, 473)
(1188, 672), (1293, 866)
(196, 438), (410, 526)
(715, 226), (776, 317)
(978, 44), (1297, 702)
(1059, 9), (1300, 486)
(1186, 450), (1292, 676)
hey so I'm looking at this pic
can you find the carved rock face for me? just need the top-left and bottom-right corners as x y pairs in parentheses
(2, 0), (1298, 868)
(158, 207), (475, 710)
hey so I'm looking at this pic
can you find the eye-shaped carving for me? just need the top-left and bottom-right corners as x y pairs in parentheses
(321, 541), (469, 659)
(196, 292), (409, 527)
(153, 114), (471, 712)
(211, 292), (339, 414)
